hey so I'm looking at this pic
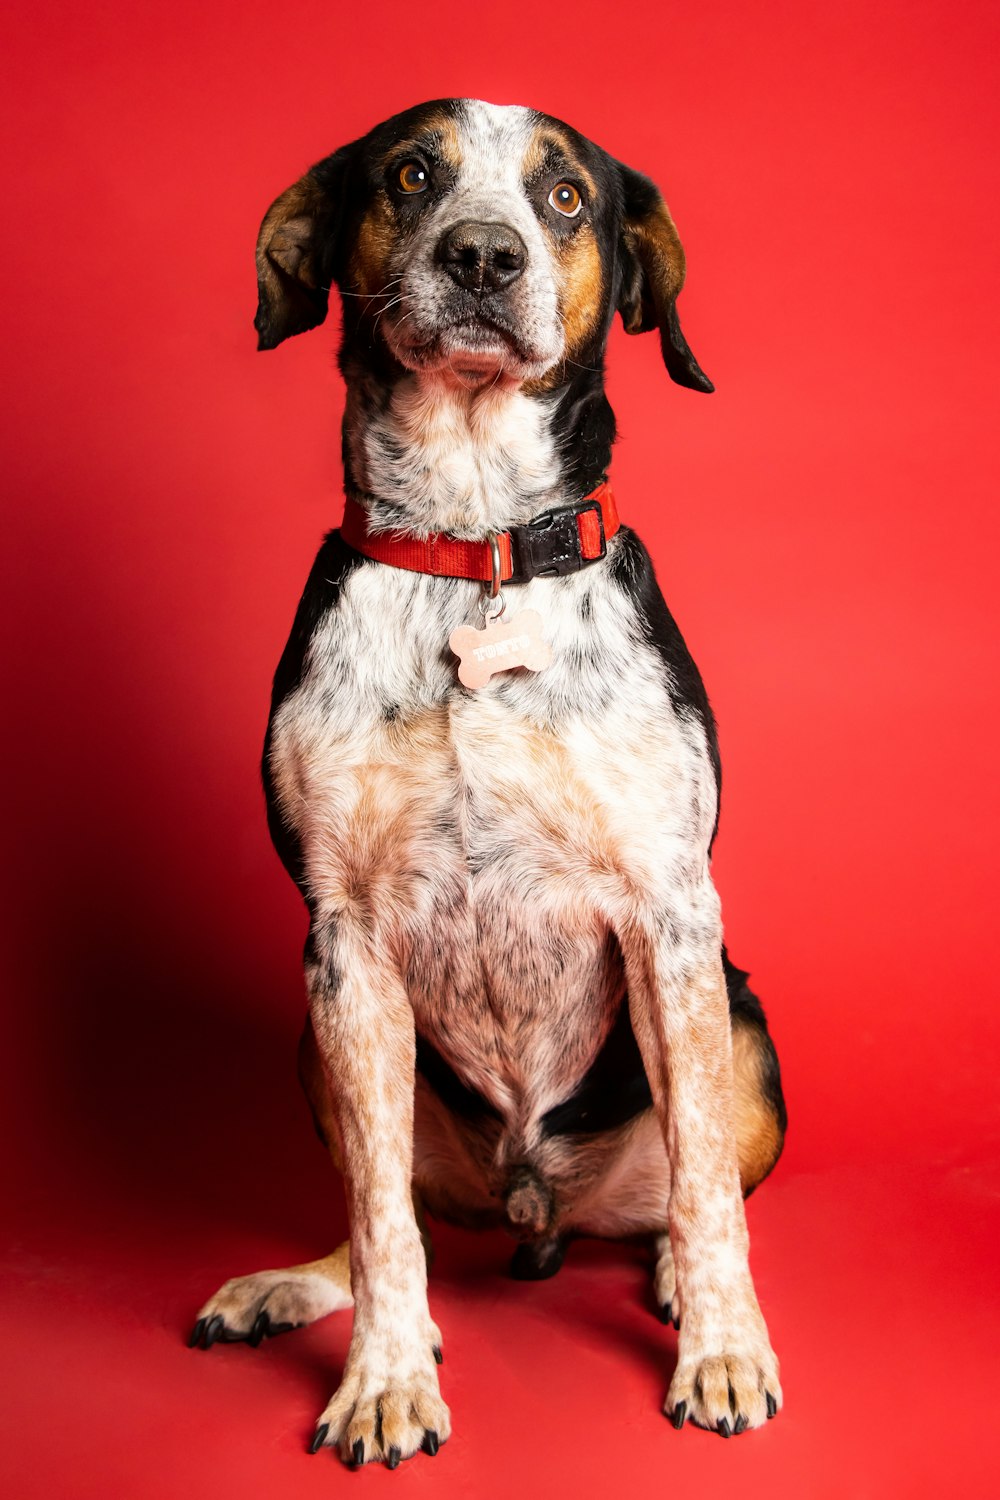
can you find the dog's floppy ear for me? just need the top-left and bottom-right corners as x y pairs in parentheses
(615, 162), (714, 393)
(254, 148), (352, 351)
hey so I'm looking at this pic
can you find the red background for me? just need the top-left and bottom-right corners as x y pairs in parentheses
(3, 1), (998, 1495)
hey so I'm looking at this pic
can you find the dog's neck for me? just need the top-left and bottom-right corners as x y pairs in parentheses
(341, 362), (617, 539)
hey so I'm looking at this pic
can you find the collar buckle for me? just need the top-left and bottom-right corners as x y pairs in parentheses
(508, 498), (606, 585)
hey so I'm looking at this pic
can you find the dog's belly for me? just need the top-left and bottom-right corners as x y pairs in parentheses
(406, 875), (622, 1123)
(280, 694), (642, 1113)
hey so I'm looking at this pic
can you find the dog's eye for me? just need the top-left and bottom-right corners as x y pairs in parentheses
(397, 161), (430, 194)
(548, 182), (582, 218)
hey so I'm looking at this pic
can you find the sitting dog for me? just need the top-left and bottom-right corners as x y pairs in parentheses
(190, 98), (787, 1467)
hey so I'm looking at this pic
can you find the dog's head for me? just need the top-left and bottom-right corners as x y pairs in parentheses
(255, 98), (712, 394)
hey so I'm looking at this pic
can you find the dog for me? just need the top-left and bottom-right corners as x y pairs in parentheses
(190, 98), (787, 1467)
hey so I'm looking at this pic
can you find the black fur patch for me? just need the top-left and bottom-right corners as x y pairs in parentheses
(538, 949), (787, 1147)
(414, 993), (653, 1142)
(415, 949), (786, 1152)
(539, 995), (653, 1138)
(546, 371), (618, 497)
(413, 992), (653, 1144)
(415, 1033), (503, 1123)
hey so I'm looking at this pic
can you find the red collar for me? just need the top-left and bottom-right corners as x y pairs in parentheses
(341, 481), (619, 585)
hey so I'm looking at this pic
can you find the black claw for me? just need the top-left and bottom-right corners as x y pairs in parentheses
(766, 1391), (778, 1419)
(248, 1311), (269, 1348)
(432, 1344), (443, 1365)
(386, 1446), (401, 1471)
(657, 1303), (672, 1325)
(352, 1438), (365, 1468)
(202, 1314), (224, 1349)
(423, 1429), (440, 1457)
(670, 1401), (687, 1430)
(269, 1321), (295, 1337)
(672, 1315), (680, 1331)
(308, 1423), (329, 1455)
(188, 1318), (206, 1348)
(734, 1414), (749, 1435)
(717, 1417), (732, 1439)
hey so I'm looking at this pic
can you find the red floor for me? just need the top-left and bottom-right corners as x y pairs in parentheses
(4, 1097), (997, 1498)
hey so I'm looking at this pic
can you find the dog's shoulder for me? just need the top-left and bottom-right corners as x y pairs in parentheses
(267, 529), (363, 715)
(609, 525), (721, 808)
(262, 529), (364, 888)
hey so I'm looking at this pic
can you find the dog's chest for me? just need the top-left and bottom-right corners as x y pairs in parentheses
(269, 553), (716, 1110)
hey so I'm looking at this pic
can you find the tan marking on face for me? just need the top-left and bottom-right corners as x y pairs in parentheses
(380, 111), (463, 176)
(519, 125), (604, 388)
(347, 194), (398, 298)
(520, 127), (548, 182)
(521, 125), (597, 199)
(349, 114), (464, 299)
(554, 221), (604, 356)
(731, 1017), (784, 1194)
(525, 222), (604, 393)
(524, 216), (602, 393)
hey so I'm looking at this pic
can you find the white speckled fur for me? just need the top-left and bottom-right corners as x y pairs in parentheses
(347, 376), (566, 538)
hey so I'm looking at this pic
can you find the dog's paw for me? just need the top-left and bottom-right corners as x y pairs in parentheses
(189, 1266), (352, 1349)
(309, 1345), (451, 1467)
(666, 1347), (781, 1435)
(509, 1236), (566, 1281)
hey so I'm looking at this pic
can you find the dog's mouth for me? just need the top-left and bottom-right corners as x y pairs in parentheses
(386, 307), (561, 384)
(440, 319), (524, 378)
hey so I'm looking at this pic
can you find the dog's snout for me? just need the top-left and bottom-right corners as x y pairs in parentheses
(437, 221), (527, 293)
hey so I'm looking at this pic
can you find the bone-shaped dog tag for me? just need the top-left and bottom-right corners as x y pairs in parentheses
(449, 609), (553, 689)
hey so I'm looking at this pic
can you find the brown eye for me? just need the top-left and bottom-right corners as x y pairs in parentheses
(398, 161), (429, 194)
(548, 181), (582, 217)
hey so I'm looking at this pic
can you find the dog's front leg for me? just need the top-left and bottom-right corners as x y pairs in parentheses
(624, 897), (781, 1435)
(306, 914), (449, 1468)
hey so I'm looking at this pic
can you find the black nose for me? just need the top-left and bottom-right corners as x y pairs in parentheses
(437, 221), (526, 292)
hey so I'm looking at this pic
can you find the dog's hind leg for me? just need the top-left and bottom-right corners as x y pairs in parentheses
(652, 1231), (679, 1327)
(724, 953), (787, 1197)
(188, 1013), (358, 1349)
(189, 1243), (354, 1348)
(189, 1015), (438, 1353)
